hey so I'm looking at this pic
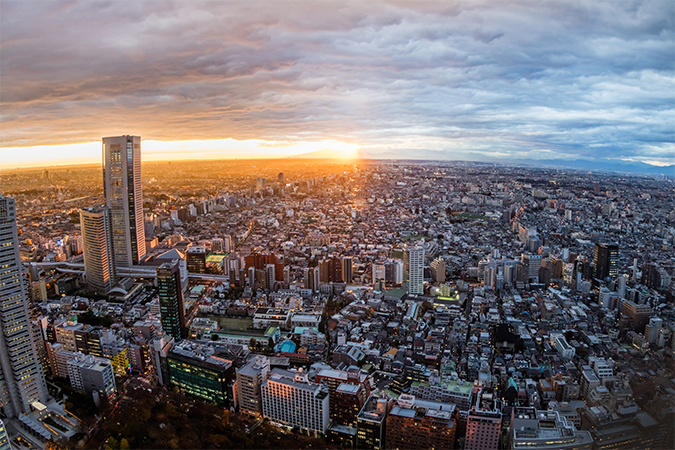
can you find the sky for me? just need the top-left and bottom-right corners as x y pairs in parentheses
(1, 0), (673, 169)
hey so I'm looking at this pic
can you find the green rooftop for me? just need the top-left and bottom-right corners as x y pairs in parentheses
(206, 254), (227, 263)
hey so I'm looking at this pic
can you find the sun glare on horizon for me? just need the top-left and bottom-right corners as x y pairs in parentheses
(0, 138), (361, 169)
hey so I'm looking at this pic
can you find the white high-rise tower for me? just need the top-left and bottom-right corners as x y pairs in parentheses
(0, 194), (49, 417)
(404, 246), (425, 295)
(103, 135), (145, 267)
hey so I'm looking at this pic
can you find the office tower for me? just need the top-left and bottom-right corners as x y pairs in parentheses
(167, 340), (235, 407)
(318, 256), (342, 284)
(186, 246), (207, 273)
(522, 253), (543, 281)
(318, 259), (330, 283)
(332, 383), (367, 427)
(236, 355), (270, 416)
(357, 395), (391, 450)
(641, 263), (670, 289)
(255, 177), (266, 192)
(0, 419), (9, 450)
(277, 173), (284, 184)
(283, 266), (290, 288)
(384, 259), (404, 284)
(304, 267), (319, 292)
(430, 257), (446, 283)
(372, 264), (385, 283)
(465, 408), (502, 450)
(211, 238), (223, 253)
(341, 257), (352, 284)
(404, 246), (425, 295)
(157, 261), (186, 341)
(222, 235), (232, 253)
(645, 317), (663, 344)
(80, 207), (116, 294)
(329, 256), (343, 283)
(67, 353), (116, 398)
(265, 264), (276, 291)
(102, 135), (145, 267)
(261, 369), (329, 435)
(593, 243), (618, 280)
(0, 195), (49, 417)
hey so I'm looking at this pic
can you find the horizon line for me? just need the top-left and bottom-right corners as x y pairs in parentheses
(1, 156), (673, 177)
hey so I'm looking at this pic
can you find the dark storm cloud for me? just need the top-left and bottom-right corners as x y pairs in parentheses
(1, 0), (673, 163)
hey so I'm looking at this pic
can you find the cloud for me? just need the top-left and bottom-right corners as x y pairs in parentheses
(1, 0), (673, 165)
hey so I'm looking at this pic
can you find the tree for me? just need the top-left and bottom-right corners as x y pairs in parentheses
(421, 300), (433, 315)
(221, 410), (230, 427)
(104, 436), (119, 450)
(119, 438), (130, 450)
(45, 438), (68, 450)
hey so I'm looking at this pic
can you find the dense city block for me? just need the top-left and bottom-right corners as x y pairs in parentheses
(0, 144), (674, 449)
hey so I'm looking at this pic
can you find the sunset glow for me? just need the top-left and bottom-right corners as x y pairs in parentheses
(1, 1), (672, 170)
(0, 139), (360, 169)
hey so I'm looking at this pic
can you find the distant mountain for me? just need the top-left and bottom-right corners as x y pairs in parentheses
(290, 148), (674, 177)
(504, 158), (675, 177)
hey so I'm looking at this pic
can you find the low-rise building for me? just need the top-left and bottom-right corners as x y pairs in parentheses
(509, 407), (592, 450)
(67, 353), (116, 398)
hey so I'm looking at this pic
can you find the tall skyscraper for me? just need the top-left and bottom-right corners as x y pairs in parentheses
(222, 235), (232, 253)
(0, 419), (10, 450)
(404, 246), (425, 295)
(103, 135), (145, 267)
(157, 261), (186, 341)
(593, 243), (618, 280)
(341, 257), (352, 284)
(80, 207), (115, 294)
(186, 246), (207, 274)
(304, 267), (319, 292)
(265, 264), (276, 291)
(0, 194), (49, 417)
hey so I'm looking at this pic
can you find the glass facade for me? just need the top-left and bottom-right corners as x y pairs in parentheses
(103, 136), (145, 267)
(167, 354), (233, 407)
